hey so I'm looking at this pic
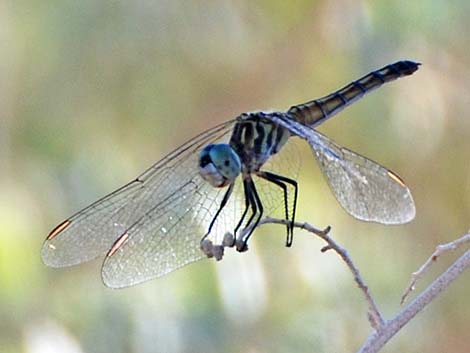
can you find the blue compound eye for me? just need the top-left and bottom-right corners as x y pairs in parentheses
(198, 144), (241, 187)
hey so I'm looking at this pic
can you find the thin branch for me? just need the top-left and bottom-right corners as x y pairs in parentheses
(401, 231), (470, 304)
(208, 219), (470, 352)
(358, 247), (470, 353)
(240, 216), (385, 328)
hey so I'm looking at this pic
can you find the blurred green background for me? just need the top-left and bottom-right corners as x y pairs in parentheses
(1, 1), (469, 352)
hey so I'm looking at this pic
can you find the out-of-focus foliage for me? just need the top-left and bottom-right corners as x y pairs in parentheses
(1, 1), (469, 352)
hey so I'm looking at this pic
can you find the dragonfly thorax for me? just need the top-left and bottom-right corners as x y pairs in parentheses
(198, 144), (242, 187)
(229, 112), (291, 174)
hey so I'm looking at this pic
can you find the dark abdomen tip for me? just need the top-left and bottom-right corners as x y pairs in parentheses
(393, 60), (421, 76)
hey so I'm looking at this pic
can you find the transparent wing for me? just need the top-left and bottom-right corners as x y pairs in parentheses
(41, 120), (236, 268)
(269, 114), (415, 224)
(309, 131), (415, 224)
(43, 115), (302, 288)
(100, 163), (233, 288)
(101, 136), (301, 288)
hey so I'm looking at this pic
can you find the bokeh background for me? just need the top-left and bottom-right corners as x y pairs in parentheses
(1, 1), (469, 352)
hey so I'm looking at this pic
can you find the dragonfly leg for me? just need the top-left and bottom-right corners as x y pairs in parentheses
(237, 178), (263, 252)
(257, 171), (298, 247)
(235, 179), (257, 251)
(257, 172), (289, 245)
(202, 182), (235, 243)
(233, 179), (251, 238)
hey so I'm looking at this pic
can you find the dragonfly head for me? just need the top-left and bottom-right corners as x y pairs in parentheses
(198, 144), (241, 187)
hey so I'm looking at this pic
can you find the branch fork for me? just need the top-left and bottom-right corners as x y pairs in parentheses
(203, 219), (470, 353)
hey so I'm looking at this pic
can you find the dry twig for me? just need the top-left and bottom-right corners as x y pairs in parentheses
(241, 217), (385, 328)
(213, 219), (470, 353)
(255, 222), (470, 352)
(401, 231), (470, 304)
(358, 246), (470, 353)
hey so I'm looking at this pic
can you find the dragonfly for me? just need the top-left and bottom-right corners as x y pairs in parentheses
(42, 60), (419, 288)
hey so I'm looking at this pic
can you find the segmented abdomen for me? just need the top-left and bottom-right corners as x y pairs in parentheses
(288, 60), (420, 128)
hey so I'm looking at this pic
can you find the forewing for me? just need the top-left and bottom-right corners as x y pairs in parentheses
(101, 138), (302, 288)
(41, 120), (236, 268)
(101, 126), (304, 288)
(101, 175), (240, 288)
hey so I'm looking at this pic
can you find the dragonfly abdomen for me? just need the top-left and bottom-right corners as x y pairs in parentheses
(288, 60), (420, 128)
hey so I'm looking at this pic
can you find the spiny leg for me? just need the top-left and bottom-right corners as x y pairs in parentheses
(248, 179), (264, 240)
(202, 182), (235, 242)
(240, 178), (258, 239)
(237, 178), (264, 252)
(257, 171), (290, 242)
(233, 179), (252, 238)
(257, 171), (298, 247)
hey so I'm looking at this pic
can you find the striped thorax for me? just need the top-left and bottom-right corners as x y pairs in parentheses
(229, 112), (290, 175)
